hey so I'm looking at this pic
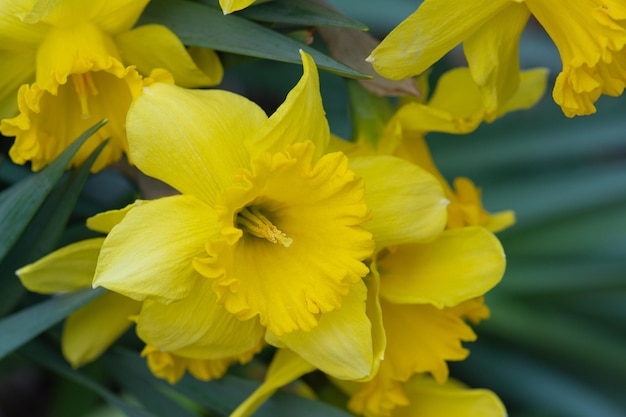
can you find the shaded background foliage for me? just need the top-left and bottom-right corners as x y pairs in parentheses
(1, 0), (625, 416)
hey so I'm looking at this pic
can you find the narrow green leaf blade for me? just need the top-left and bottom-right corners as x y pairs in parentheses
(0, 120), (107, 262)
(0, 287), (106, 360)
(237, 0), (368, 30)
(139, 0), (369, 78)
(0, 138), (110, 316)
(20, 340), (158, 417)
(455, 342), (626, 417)
(108, 349), (355, 417)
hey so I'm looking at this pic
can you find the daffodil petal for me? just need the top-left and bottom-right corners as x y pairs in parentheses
(496, 68), (549, 117)
(230, 349), (315, 417)
(115, 24), (223, 88)
(86, 200), (145, 234)
(247, 50), (329, 160)
(266, 281), (373, 380)
(349, 155), (447, 249)
(94, 195), (218, 303)
(364, 262), (385, 382)
(463, 3), (530, 120)
(219, 0), (256, 14)
(126, 82), (267, 205)
(17, 238), (105, 293)
(142, 345), (244, 384)
(25, 0), (149, 33)
(395, 376), (506, 417)
(421, 68), (486, 133)
(380, 299), (476, 383)
(368, 0), (511, 80)
(0, 0), (47, 45)
(136, 277), (264, 359)
(378, 227), (505, 308)
(62, 291), (140, 367)
(0, 49), (35, 119)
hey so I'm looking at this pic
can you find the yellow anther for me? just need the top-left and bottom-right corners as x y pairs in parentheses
(237, 206), (293, 247)
(71, 73), (99, 119)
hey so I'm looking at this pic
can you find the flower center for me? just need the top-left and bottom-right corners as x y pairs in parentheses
(236, 206), (293, 247)
(71, 72), (99, 119)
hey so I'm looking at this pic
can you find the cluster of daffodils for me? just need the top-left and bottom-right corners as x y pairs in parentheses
(17, 50), (510, 416)
(4, 0), (626, 417)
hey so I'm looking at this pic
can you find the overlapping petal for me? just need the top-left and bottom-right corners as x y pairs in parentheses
(0, 49), (35, 119)
(141, 345), (247, 384)
(378, 227), (505, 308)
(395, 376), (506, 417)
(0, 0), (48, 46)
(126, 83), (267, 205)
(17, 238), (104, 293)
(219, 0), (256, 14)
(94, 195), (219, 303)
(63, 291), (140, 367)
(464, 3), (530, 120)
(86, 200), (145, 234)
(349, 155), (447, 249)
(115, 24), (223, 88)
(23, 0), (149, 34)
(246, 50), (329, 161)
(266, 281), (373, 380)
(368, 0), (510, 80)
(378, 300), (477, 384)
(136, 277), (264, 360)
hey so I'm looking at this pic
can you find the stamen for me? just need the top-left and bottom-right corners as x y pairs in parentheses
(237, 206), (293, 247)
(71, 73), (99, 119)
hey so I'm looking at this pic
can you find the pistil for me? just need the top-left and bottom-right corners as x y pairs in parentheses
(237, 206), (293, 247)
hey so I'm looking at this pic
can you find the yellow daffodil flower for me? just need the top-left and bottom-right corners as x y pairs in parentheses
(334, 66), (546, 232)
(92, 50), (448, 384)
(339, 374), (506, 417)
(16, 204), (142, 368)
(219, 0), (256, 14)
(0, 0), (224, 172)
(369, 0), (626, 118)
(141, 345), (259, 384)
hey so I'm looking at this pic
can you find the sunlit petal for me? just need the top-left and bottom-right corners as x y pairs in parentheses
(349, 155), (447, 249)
(378, 227), (505, 308)
(136, 277), (264, 359)
(126, 82), (267, 204)
(115, 24), (223, 88)
(94, 195), (219, 303)
(369, 0), (511, 80)
(17, 238), (104, 293)
(62, 291), (140, 367)
(247, 50), (329, 160)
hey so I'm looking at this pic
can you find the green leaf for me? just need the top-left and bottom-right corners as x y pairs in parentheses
(455, 342), (626, 417)
(139, 0), (369, 78)
(498, 257), (626, 295)
(0, 120), (107, 263)
(0, 137), (110, 317)
(107, 349), (355, 417)
(0, 287), (106, 360)
(480, 296), (626, 380)
(346, 79), (394, 146)
(236, 0), (367, 30)
(19, 340), (158, 417)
